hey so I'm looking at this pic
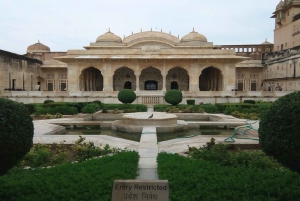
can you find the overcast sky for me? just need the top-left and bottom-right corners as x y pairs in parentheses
(1, 0), (280, 54)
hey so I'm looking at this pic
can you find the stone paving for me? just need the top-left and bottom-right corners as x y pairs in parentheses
(32, 106), (260, 180)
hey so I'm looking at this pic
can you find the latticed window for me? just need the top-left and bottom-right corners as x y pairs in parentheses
(46, 74), (54, 79)
(237, 73), (244, 79)
(250, 73), (258, 79)
(60, 73), (67, 79)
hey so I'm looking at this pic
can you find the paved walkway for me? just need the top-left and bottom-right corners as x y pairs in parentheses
(32, 106), (260, 180)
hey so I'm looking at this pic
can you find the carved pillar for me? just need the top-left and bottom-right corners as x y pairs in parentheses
(67, 64), (80, 92)
(162, 63), (167, 92)
(103, 63), (113, 92)
(135, 74), (140, 91)
(189, 64), (200, 92)
(223, 63), (236, 91)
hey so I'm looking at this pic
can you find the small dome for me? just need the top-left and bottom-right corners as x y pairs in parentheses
(181, 29), (207, 42)
(27, 40), (50, 53)
(262, 38), (272, 44)
(96, 29), (122, 43)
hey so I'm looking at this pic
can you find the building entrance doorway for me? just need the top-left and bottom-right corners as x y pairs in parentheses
(199, 67), (223, 91)
(145, 80), (158, 90)
(124, 81), (132, 89)
(79, 67), (103, 91)
(170, 81), (179, 89)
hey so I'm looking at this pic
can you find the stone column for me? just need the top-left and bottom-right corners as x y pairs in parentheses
(135, 74), (140, 91)
(162, 64), (167, 92)
(189, 64), (200, 92)
(102, 63), (113, 92)
(134, 65), (141, 92)
(67, 64), (80, 91)
(223, 63), (236, 91)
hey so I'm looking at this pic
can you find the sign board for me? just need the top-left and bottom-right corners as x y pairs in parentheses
(111, 180), (169, 201)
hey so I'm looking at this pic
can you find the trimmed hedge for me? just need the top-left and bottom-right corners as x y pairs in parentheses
(44, 100), (54, 104)
(216, 103), (272, 114)
(0, 98), (34, 175)
(24, 103), (35, 114)
(186, 99), (195, 105)
(244, 100), (256, 104)
(92, 100), (102, 109)
(164, 90), (182, 105)
(118, 89), (136, 104)
(36, 105), (78, 115)
(103, 104), (147, 112)
(81, 103), (100, 114)
(0, 151), (139, 201)
(259, 91), (300, 173)
(154, 104), (219, 113)
(157, 152), (300, 201)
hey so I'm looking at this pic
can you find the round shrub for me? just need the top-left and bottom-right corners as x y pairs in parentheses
(118, 89), (136, 104)
(0, 98), (34, 175)
(81, 103), (100, 114)
(164, 90), (183, 106)
(44, 100), (54, 104)
(259, 91), (300, 173)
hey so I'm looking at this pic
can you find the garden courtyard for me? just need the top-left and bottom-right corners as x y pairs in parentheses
(1, 92), (300, 201)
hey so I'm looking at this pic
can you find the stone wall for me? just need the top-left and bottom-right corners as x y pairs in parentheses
(0, 50), (42, 92)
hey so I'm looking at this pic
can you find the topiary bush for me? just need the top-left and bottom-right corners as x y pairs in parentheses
(259, 91), (300, 173)
(164, 90), (183, 106)
(0, 98), (34, 175)
(118, 89), (136, 104)
(44, 100), (54, 104)
(186, 99), (195, 105)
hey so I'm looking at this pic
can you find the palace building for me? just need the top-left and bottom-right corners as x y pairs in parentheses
(0, 0), (298, 104)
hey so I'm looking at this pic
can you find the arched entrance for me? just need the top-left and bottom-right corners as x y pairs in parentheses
(199, 67), (223, 91)
(124, 81), (132, 89)
(79, 67), (103, 91)
(140, 67), (162, 90)
(166, 67), (189, 90)
(113, 66), (135, 91)
(170, 81), (179, 89)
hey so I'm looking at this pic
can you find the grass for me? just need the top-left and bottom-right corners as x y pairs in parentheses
(0, 151), (139, 201)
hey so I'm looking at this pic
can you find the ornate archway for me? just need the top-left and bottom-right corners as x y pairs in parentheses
(79, 67), (103, 91)
(140, 67), (162, 90)
(199, 67), (223, 91)
(166, 67), (189, 90)
(113, 66), (136, 91)
(124, 81), (132, 89)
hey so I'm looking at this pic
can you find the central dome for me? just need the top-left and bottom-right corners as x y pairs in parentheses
(123, 31), (180, 45)
(96, 30), (122, 43)
(181, 29), (207, 42)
